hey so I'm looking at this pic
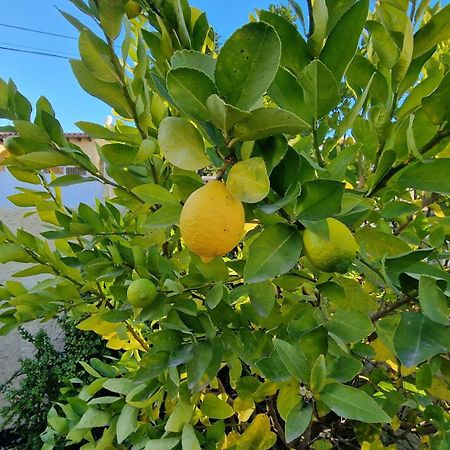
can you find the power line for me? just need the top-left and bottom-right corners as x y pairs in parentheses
(0, 46), (71, 60)
(0, 41), (77, 58)
(0, 22), (78, 41)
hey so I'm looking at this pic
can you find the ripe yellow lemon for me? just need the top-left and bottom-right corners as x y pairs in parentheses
(303, 218), (358, 273)
(125, 1), (142, 19)
(180, 180), (245, 263)
(127, 278), (158, 307)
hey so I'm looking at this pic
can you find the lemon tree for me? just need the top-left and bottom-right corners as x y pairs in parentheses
(1, 1), (450, 449)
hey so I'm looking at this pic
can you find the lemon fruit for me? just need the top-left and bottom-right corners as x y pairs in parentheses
(303, 218), (358, 273)
(180, 180), (245, 263)
(127, 278), (158, 307)
(125, 1), (142, 19)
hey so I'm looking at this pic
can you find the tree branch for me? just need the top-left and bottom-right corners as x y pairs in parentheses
(126, 323), (150, 351)
(267, 396), (289, 448)
(312, 121), (324, 168)
(371, 296), (414, 322)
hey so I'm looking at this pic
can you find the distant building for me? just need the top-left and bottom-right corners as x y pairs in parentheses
(0, 132), (104, 175)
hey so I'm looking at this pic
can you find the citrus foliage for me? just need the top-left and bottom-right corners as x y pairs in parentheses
(0, 0), (450, 449)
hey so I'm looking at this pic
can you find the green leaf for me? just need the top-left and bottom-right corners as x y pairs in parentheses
(310, 354), (327, 393)
(337, 74), (373, 137)
(233, 415), (276, 450)
(419, 276), (450, 326)
(142, 205), (182, 229)
(327, 309), (373, 343)
(393, 18), (414, 84)
(259, 182), (301, 215)
(13, 120), (51, 144)
(206, 94), (249, 132)
(78, 29), (119, 83)
(132, 184), (178, 206)
(397, 159), (450, 195)
(165, 401), (193, 433)
(416, 363), (432, 390)
(117, 404), (138, 444)
(365, 21), (399, 69)
(285, 403), (312, 443)
(70, 60), (132, 118)
(367, 149), (396, 194)
(0, 243), (33, 263)
(200, 393), (235, 419)
(76, 121), (139, 144)
(255, 352), (291, 382)
(182, 424), (201, 450)
(413, 4), (450, 58)
(393, 312), (450, 367)
(299, 60), (339, 119)
(248, 280), (276, 317)
(273, 338), (309, 382)
(158, 117), (209, 171)
(233, 107), (310, 143)
(327, 356), (362, 383)
(48, 174), (97, 187)
(206, 281), (224, 309)
(308, 0), (328, 55)
(100, 143), (137, 166)
(103, 378), (135, 394)
(144, 438), (180, 450)
(422, 72), (450, 125)
(258, 10), (310, 76)
(268, 68), (311, 123)
(167, 68), (218, 121)
(320, 383), (390, 423)
(186, 342), (213, 389)
(244, 224), (302, 283)
(171, 50), (216, 80)
(215, 22), (281, 110)
(17, 151), (73, 169)
(76, 407), (111, 429)
(226, 157), (269, 203)
(98, 0), (124, 40)
(295, 180), (344, 220)
(346, 56), (388, 105)
(320, 0), (369, 81)
(325, 0), (356, 34)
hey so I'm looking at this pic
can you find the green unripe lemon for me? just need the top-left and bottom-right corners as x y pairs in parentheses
(303, 218), (358, 274)
(125, 1), (142, 19)
(127, 278), (157, 307)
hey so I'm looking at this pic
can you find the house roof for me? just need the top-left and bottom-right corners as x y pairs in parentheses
(0, 132), (92, 142)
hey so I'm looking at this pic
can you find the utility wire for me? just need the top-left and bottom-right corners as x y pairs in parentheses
(0, 46), (71, 60)
(0, 41), (77, 58)
(0, 22), (77, 40)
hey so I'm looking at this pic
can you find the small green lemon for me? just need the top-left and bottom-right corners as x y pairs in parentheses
(303, 218), (358, 274)
(127, 278), (157, 307)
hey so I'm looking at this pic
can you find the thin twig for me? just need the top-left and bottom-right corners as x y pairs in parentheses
(126, 323), (150, 351)
(370, 296), (414, 322)
(267, 396), (289, 448)
(312, 121), (324, 167)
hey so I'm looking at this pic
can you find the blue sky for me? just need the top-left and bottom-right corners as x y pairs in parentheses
(0, 0), (298, 131)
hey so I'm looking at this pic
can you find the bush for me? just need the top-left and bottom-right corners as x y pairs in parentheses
(0, 317), (115, 450)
